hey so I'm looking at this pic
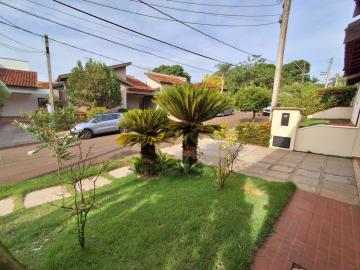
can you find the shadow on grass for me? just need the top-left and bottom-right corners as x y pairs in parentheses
(0, 168), (295, 270)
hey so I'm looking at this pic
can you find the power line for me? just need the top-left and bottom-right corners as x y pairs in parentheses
(129, 0), (281, 17)
(79, 0), (278, 27)
(162, 0), (281, 8)
(0, 40), (43, 53)
(0, 20), (151, 71)
(0, 2), (215, 72)
(23, 0), (177, 57)
(50, 0), (234, 66)
(137, 0), (259, 56)
(0, 32), (43, 51)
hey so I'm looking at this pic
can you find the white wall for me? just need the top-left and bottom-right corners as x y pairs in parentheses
(114, 67), (126, 81)
(351, 89), (360, 126)
(1, 90), (48, 117)
(146, 78), (162, 89)
(270, 109), (302, 150)
(0, 58), (29, 71)
(294, 125), (358, 157)
(308, 107), (353, 119)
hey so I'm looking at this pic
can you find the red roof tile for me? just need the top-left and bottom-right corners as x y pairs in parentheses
(0, 68), (38, 88)
(126, 76), (154, 92)
(145, 72), (187, 85)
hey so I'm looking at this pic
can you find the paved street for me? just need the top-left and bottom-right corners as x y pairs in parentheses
(0, 111), (262, 184)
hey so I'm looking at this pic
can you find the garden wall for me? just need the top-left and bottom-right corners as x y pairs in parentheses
(294, 125), (359, 157)
(308, 107), (353, 119)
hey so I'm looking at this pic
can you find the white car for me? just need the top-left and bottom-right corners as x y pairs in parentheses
(217, 108), (234, 117)
(262, 106), (271, 116)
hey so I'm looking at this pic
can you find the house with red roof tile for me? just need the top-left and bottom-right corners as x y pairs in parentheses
(56, 65), (187, 111)
(0, 58), (49, 118)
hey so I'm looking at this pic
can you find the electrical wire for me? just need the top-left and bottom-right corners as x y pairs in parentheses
(162, 0), (281, 8)
(137, 0), (260, 56)
(129, 0), (281, 17)
(0, 3), (216, 72)
(0, 20), (152, 71)
(0, 32), (43, 51)
(79, 0), (278, 27)
(50, 0), (235, 66)
(0, 40), (43, 53)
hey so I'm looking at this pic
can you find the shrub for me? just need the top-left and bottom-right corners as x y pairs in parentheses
(87, 106), (108, 120)
(319, 85), (357, 107)
(236, 122), (271, 147)
(53, 107), (79, 131)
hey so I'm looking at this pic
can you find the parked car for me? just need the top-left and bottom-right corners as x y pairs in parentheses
(262, 106), (271, 116)
(217, 108), (234, 117)
(70, 113), (124, 139)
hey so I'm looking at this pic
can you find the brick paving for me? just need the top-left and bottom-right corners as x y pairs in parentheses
(252, 190), (360, 270)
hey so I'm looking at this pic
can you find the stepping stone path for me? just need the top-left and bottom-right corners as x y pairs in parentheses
(75, 176), (112, 192)
(24, 186), (71, 209)
(108, 166), (133, 178)
(3, 167), (131, 213)
(0, 197), (15, 216)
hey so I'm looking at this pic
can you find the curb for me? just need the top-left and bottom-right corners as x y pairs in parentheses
(352, 159), (360, 200)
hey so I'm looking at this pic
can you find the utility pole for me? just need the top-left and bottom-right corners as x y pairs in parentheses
(270, 0), (292, 109)
(324, 57), (333, 89)
(44, 34), (55, 113)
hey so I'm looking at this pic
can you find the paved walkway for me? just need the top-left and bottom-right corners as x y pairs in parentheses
(162, 139), (360, 206)
(252, 189), (360, 270)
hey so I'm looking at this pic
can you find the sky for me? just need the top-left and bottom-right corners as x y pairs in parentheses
(0, 0), (356, 84)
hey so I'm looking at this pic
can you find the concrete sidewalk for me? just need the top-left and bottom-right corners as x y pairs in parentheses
(162, 138), (360, 206)
(0, 121), (37, 149)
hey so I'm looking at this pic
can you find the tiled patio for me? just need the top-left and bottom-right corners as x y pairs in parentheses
(252, 190), (360, 270)
(162, 139), (360, 206)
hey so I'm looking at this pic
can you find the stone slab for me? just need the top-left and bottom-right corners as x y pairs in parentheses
(323, 173), (354, 185)
(24, 186), (71, 208)
(271, 165), (295, 173)
(277, 160), (298, 168)
(324, 164), (354, 177)
(294, 169), (321, 179)
(76, 176), (112, 192)
(298, 161), (323, 172)
(0, 197), (15, 216)
(266, 170), (290, 181)
(291, 175), (318, 193)
(353, 159), (360, 199)
(109, 166), (133, 178)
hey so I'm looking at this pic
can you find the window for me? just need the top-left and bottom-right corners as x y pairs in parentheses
(37, 98), (48, 108)
(281, 113), (290, 126)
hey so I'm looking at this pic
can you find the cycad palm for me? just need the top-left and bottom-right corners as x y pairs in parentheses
(155, 84), (232, 164)
(117, 109), (168, 165)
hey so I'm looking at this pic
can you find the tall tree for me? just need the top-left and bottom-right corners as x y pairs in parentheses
(152, 65), (191, 82)
(236, 84), (271, 120)
(66, 59), (121, 108)
(155, 84), (232, 164)
(0, 81), (10, 100)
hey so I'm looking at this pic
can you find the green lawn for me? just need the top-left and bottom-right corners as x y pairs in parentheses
(300, 118), (351, 127)
(0, 167), (295, 270)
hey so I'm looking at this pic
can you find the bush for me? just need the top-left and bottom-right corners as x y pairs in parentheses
(20, 108), (79, 132)
(53, 107), (79, 131)
(319, 85), (357, 107)
(236, 122), (271, 147)
(87, 106), (109, 120)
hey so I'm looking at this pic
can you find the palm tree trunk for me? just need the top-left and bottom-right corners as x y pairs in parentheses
(182, 134), (198, 165)
(141, 144), (156, 165)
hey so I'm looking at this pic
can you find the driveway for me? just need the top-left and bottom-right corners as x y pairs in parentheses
(0, 121), (37, 149)
(162, 138), (360, 206)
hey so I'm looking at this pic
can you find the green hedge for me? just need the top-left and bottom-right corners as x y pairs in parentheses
(235, 122), (271, 147)
(318, 85), (357, 107)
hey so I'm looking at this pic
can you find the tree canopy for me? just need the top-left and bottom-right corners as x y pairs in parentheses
(235, 84), (271, 119)
(66, 59), (121, 109)
(152, 65), (191, 82)
(213, 57), (318, 93)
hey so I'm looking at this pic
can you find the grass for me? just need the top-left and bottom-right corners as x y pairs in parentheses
(300, 118), (351, 127)
(0, 167), (295, 270)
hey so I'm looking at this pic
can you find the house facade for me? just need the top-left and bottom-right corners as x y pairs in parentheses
(56, 64), (187, 111)
(0, 58), (49, 119)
